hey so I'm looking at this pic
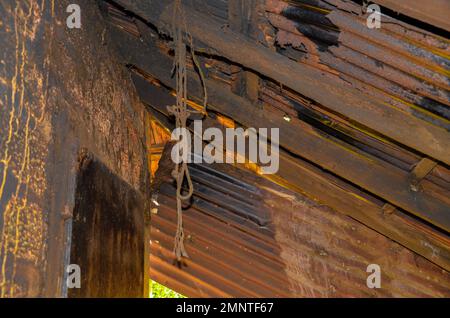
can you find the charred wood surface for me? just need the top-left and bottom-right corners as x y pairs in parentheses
(0, 0), (149, 297)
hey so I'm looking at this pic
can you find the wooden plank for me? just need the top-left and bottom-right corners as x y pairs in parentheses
(228, 0), (260, 102)
(410, 158), (439, 192)
(115, 0), (450, 165)
(374, 0), (450, 32)
(69, 154), (145, 298)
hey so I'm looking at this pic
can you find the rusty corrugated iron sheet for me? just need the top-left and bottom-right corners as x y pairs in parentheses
(149, 157), (450, 297)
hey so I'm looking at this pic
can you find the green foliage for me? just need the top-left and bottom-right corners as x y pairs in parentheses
(149, 280), (185, 298)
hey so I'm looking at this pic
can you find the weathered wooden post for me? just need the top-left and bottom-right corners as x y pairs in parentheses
(0, 0), (149, 297)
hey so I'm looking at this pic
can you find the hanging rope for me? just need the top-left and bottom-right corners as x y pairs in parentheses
(167, 0), (207, 263)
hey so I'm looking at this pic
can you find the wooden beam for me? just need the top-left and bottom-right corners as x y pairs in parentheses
(115, 0), (450, 166)
(228, 0), (260, 102)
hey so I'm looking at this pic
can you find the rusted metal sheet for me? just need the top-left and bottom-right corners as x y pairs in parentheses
(150, 152), (450, 297)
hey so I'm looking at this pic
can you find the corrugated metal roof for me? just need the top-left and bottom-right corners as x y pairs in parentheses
(150, 157), (450, 297)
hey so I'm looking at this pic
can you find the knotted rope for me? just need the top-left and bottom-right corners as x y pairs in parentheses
(167, 0), (207, 263)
